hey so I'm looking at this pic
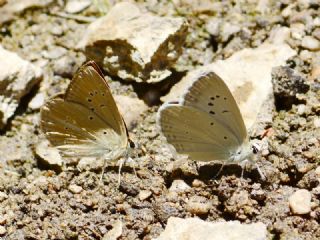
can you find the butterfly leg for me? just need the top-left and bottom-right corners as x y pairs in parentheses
(240, 159), (249, 179)
(99, 158), (110, 184)
(213, 163), (225, 179)
(117, 158), (125, 187)
(255, 163), (266, 181)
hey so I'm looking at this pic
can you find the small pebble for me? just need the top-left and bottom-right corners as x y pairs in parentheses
(28, 92), (45, 110)
(192, 179), (205, 188)
(68, 184), (83, 194)
(0, 216), (6, 225)
(301, 36), (320, 51)
(138, 190), (152, 201)
(186, 196), (212, 215)
(289, 189), (312, 214)
(169, 180), (191, 192)
(0, 226), (6, 236)
(313, 118), (320, 128)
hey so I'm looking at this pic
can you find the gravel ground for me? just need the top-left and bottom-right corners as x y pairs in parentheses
(0, 1), (319, 239)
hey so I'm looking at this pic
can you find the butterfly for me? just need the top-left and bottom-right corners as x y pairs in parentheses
(157, 71), (264, 178)
(41, 61), (134, 182)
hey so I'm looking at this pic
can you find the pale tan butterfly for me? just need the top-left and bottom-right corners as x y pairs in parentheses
(41, 61), (134, 183)
(157, 71), (264, 179)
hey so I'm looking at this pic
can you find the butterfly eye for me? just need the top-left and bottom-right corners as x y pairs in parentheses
(252, 143), (260, 154)
(129, 139), (135, 148)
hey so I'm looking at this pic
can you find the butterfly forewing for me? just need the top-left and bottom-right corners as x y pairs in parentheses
(65, 61), (127, 142)
(158, 104), (241, 162)
(40, 61), (128, 159)
(182, 72), (247, 144)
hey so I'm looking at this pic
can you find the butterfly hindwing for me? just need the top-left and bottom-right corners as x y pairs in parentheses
(182, 71), (247, 144)
(158, 103), (241, 162)
(41, 98), (126, 158)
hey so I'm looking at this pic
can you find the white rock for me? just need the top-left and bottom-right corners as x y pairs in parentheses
(35, 140), (63, 169)
(0, 226), (6, 236)
(68, 184), (83, 194)
(301, 36), (320, 51)
(313, 117), (320, 128)
(153, 217), (267, 240)
(114, 95), (148, 130)
(65, 0), (91, 14)
(0, 45), (43, 129)
(103, 220), (123, 240)
(162, 43), (296, 129)
(268, 26), (291, 44)
(77, 2), (188, 83)
(290, 23), (306, 40)
(28, 92), (45, 110)
(289, 189), (312, 215)
(169, 180), (191, 192)
(138, 190), (152, 201)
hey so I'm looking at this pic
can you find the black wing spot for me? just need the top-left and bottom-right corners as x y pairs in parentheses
(216, 95), (220, 98)
(224, 136), (227, 140)
(222, 110), (229, 113)
(224, 97), (227, 100)
(100, 104), (105, 108)
(209, 111), (215, 115)
(210, 97), (215, 100)
(101, 92), (105, 96)
(208, 102), (214, 106)
(87, 98), (92, 102)
(90, 107), (95, 111)
(103, 131), (107, 135)
(210, 122), (214, 126)
(94, 90), (98, 94)
(89, 92), (94, 96)
(89, 116), (94, 120)
(65, 127), (69, 130)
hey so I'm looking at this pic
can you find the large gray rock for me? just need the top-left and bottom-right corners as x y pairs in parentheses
(0, 45), (42, 129)
(153, 217), (267, 240)
(77, 2), (188, 83)
(162, 43), (296, 130)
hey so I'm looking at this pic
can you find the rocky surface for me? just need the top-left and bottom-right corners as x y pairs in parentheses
(0, 0), (319, 240)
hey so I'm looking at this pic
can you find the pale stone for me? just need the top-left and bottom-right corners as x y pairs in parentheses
(68, 184), (83, 194)
(301, 36), (320, 51)
(186, 196), (212, 215)
(103, 220), (123, 240)
(162, 43), (296, 129)
(65, 0), (91, 14)
(28, 92), (45, 110)
(138, 190), (152, 201)
(268, 26), (290, 44)
(169, 179), (190, 192)
(0, 226), (6, 236)
(289, 189), (312, 215)
(77, 2), (188, 83)
(314, 118), (320, 128)
(0, 45), (43, 129)
(114, 95), (148, 130)
(153, 217), (267, 240)
(35, 140), (63, 170)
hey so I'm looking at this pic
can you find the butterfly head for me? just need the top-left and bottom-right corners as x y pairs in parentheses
(232, 140), (261, 162)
